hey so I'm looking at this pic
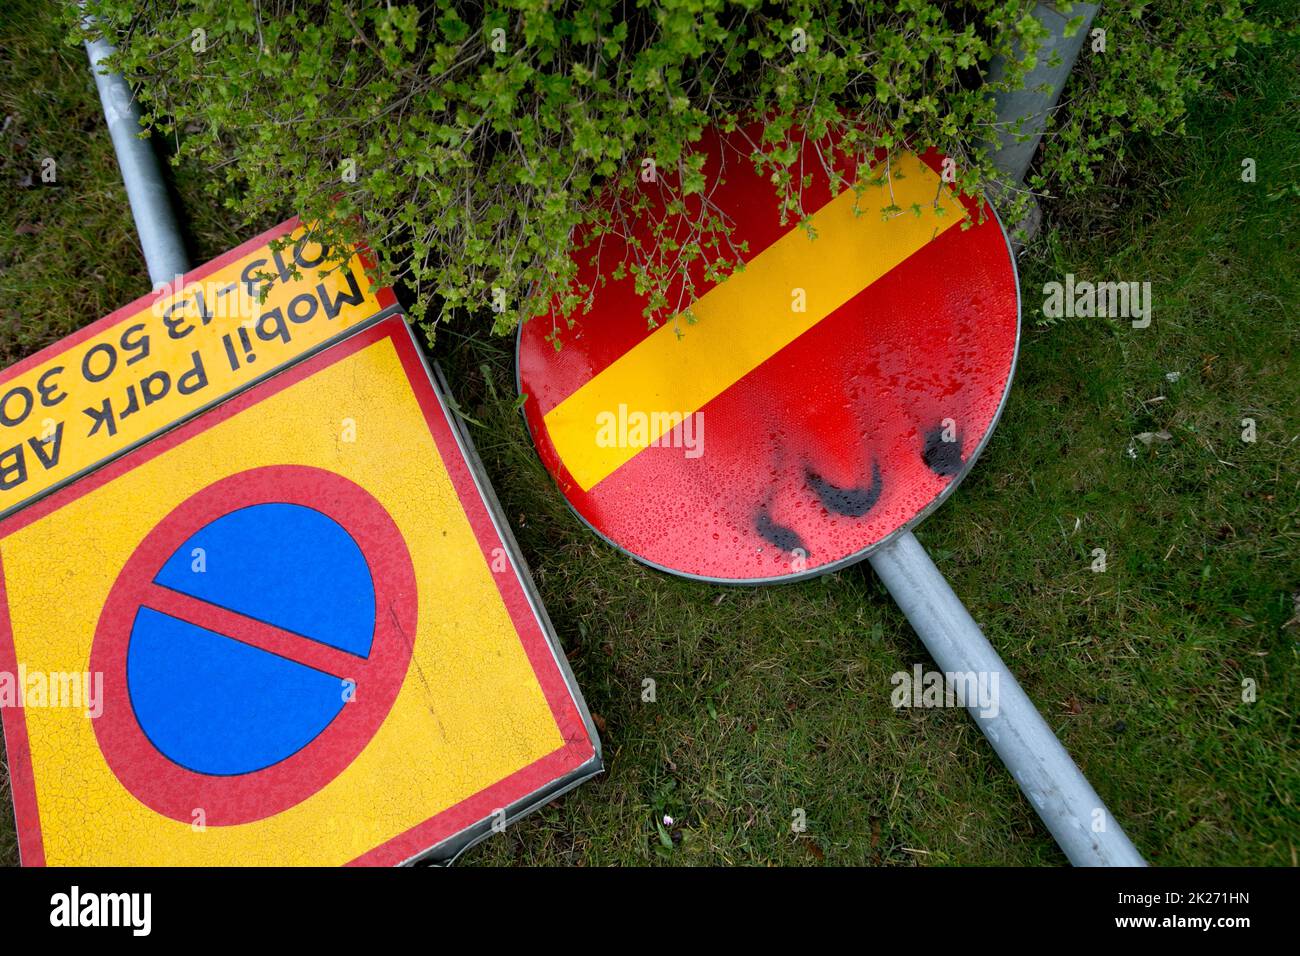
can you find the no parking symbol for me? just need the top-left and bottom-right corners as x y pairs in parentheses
(91, 465), (416, 826)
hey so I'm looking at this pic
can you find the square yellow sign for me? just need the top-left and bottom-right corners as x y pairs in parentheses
(0, 316), (599, 865)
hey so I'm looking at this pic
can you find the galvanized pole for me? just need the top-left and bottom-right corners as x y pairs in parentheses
(868, 2), (1145, 866)
(83, 15), (190, 286)
(986, 2), (1099, 185)
(868, 533), (1145, 866)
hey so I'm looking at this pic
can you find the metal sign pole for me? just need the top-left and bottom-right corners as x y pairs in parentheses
(985, 2), (1100, 185)
(867, 533), (1145, 865)
(866, 2), (1144, 867)
(83, 16), (189, 285)
(84, 4), (1141, 866)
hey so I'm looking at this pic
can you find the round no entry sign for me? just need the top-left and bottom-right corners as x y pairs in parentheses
(518, 123), (1019, 582)
(91, 465), (417, 825)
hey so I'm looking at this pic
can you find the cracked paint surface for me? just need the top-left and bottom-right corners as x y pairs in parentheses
(0, 317), (594, 865)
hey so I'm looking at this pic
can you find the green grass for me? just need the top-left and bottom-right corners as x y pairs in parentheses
(1, 3), (1295, 866)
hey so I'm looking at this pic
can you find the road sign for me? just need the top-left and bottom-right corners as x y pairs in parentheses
(518, 125), (1019, 582)
(0, 217), (398, 520)
(92, 466), (416, 827)
(0, 316), (600, 865)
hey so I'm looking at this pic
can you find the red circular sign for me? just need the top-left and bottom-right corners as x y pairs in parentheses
(518, 124), (1019, 582)
(91, 465), (417, 825)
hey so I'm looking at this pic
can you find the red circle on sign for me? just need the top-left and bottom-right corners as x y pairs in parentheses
(90, 465), (417, 826)
(518, 124), (1019, 582)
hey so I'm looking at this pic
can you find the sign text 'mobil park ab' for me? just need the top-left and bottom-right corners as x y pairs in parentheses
(0, 220), (393, 517)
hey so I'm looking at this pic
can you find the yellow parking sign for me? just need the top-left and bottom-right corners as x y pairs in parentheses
(0, 316), (600, 865)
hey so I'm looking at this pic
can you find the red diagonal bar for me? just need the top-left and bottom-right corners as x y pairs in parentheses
(142, 583), (370, 681)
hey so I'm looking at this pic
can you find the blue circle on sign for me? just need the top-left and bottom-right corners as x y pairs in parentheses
(126, 503), (376, 777)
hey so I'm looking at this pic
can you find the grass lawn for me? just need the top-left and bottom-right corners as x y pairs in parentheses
(1, 1), (1295, 866)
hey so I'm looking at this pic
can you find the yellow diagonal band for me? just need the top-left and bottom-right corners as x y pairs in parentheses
(543, 152), (968, 491)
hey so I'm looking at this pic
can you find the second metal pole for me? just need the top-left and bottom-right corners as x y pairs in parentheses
(868, 530), (1145, 866)
(83, 17), (190, 286)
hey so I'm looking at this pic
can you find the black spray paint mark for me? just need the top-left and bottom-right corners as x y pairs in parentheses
(922, 425), (963, 477)
(806, 460), (882, 518)
(755, 506), (808, 555)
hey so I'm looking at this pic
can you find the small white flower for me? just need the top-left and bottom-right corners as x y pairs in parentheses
(663, 815), (674, 826)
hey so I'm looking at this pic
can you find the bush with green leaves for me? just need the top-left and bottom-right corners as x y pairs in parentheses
(79, 0), (1266, 337)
